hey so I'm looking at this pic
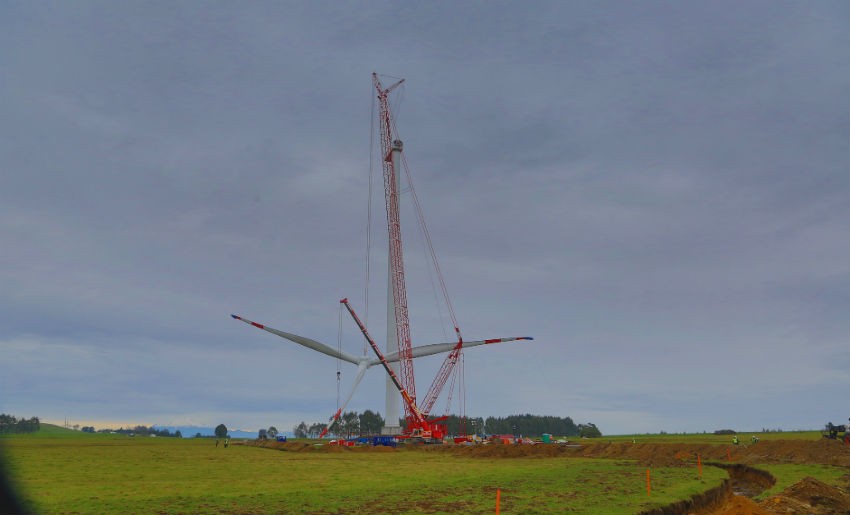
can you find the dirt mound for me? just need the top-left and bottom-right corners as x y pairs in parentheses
(445, 442), (572, 459)
(441, 441), (668, 462)
(247, 440), (323, 452)
(441, 439), (849, 467)
(732, 439), (850, 467)
(761, 476), (850, 514)
(573, 442), (697, 466)
(566, 439), (848, 467)
(246, 439), (404, 453)
(668, 439), (849, 467)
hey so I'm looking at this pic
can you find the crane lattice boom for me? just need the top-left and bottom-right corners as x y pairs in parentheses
(373, 72), (417, 427)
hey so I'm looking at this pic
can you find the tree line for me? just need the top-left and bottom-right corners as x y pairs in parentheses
(96, 425), (183, 437)
(291, 409), (383, 438)
(291, 411), (601, 439)
(257, 426), (280, 439)
(0, 414), (40, 434)
(479, 414), (580, 436)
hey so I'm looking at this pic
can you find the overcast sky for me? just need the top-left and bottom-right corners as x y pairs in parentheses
(1, 1), (847, 435)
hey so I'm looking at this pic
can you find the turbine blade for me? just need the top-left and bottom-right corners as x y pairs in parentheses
(231, 314), (361, 365)
(319, 362), (369, 439)
(372, 336), (533, 366)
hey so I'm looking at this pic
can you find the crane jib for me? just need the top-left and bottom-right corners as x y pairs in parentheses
(340, 298), (425, 424)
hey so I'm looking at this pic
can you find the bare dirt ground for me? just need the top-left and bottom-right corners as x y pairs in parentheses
(758, 476), (850, 515)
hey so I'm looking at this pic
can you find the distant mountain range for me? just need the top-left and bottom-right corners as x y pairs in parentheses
(153, 425), (293, 439)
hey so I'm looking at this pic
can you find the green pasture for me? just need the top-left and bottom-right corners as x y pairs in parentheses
(2, 430), (726, 514)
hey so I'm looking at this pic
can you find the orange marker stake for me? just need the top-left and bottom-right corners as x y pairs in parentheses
(495, 488), (501, 514)
(646, 468), (651, 496)
(698, 454), (702, 478)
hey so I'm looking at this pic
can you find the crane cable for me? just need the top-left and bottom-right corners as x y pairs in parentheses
(363, 83), (376, 357)
(336, 303), (343, 413)
(377, 79), (467, 425)
(393, 115), (467, 422)
(399, 146), (460, 339)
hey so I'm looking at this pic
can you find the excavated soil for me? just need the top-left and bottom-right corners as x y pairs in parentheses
(709, 495), (773, 515)
(246, 440), (396, 452)
(247, 438), (850, 513)
(436, 438), (850, 467)
(761, 476), (850, 514)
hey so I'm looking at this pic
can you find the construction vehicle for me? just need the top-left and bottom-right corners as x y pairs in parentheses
(822, 421), (849, 443)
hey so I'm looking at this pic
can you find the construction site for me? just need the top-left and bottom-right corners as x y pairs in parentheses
(246, 435), (850, 514)
(230, 74), (849, 513)
(232, 73), (533, 445)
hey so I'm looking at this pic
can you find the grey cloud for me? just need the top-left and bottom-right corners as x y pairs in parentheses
(1, 1), (846, 433)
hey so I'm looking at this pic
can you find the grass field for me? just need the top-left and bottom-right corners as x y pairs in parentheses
(2, 428), (727, 514)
